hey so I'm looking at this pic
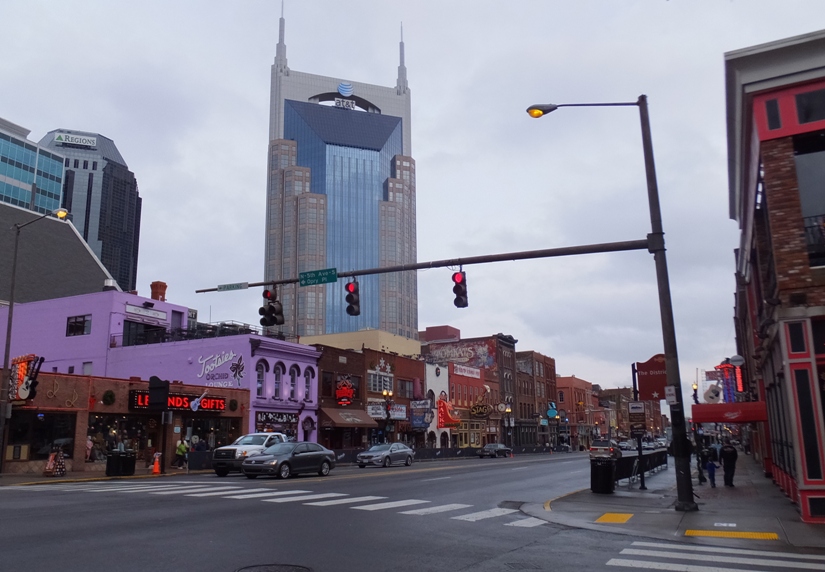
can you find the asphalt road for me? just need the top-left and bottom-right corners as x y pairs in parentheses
(6, 452), (816, 572)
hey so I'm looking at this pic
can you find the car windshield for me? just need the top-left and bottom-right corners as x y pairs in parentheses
(368, 444), (391, 452)
(263, 443), (296, 455)
(485, 444), (499, 449)
(234, 435), (268, 446)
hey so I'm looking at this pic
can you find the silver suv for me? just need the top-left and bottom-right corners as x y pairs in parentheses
(211, 432), (288, 477)
(589, 439), (622, 460)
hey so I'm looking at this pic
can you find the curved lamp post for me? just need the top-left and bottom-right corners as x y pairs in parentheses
(527, 96), (696, 511)
(0, 208), (68, 474)
(382, 389), (394, 441)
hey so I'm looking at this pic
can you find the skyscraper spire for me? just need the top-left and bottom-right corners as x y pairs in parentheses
(396, 22), (408, 94)
(275, 0), (288, 73)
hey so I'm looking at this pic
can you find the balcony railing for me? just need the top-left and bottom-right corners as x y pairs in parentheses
(109, 321), (297, 348)
(803, 214), (825, 267)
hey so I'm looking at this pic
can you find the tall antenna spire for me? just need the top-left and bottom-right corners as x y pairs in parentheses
(396, 22), (408, 94)
(275, 0), (288, 73)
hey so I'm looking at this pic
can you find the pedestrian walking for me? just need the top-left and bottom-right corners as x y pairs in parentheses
(719, 438), (738, 487)
(698, 442), (710, 485)
(704, 445), (719, 487)
(175, 436), (189, 469)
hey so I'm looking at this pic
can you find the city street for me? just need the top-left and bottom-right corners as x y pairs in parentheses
(4, 453), (824, 572)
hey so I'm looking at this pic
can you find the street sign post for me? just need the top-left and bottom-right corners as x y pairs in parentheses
(216, 282), (248, 292)
(628, 402), (646, 439)
(299, 268), (338, 287)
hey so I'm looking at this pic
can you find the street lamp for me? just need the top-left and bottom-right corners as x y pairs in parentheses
(0, 207), (68, 474)
(382, 389), (394, 442)
(527, 96), (697, 512)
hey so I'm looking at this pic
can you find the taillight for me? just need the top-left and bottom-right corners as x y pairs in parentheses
(609, 447), (614, 453)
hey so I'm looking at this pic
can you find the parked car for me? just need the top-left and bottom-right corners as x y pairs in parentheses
(589, 439), (621, 460)
(211, 432), (288, 477)
(357, 443), (414, 468)
(617, 441), (632, 451)
(642, 441), (656, 451)
(477, 443), (512, 458)
(241, 441), (336, 479)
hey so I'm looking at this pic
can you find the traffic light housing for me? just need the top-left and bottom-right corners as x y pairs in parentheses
(452, 271), (468, 308)
(345, 281), (360, 316)
(259, 289), (285, 327)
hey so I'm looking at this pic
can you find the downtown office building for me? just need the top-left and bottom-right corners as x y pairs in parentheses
(264, 13), (417, 339)
(0, 117), (64, 215)
(40, 129), (142, 293)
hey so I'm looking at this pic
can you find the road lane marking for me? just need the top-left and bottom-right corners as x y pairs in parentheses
(399, 504), (472, 515)
(150, 486), (239, 495)
(352, 499), (430, 511)
(305, 496), (387, 506)
(596, 513), (634, 523)
(451, 508), (518, 522)
(421, 477), (451, 482)
(223, 490), (311, 499)
(505, 517), (546, 528)
(186, 487), (246, 497)
(684, 530), (779, 540)
(263, 493), (347, 503)
(608, 558), (752, 571)
(631, 542), (825, 561)
(619, 549), (819, 569)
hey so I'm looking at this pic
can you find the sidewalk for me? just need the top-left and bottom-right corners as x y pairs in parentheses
(522, 456), (825, 550)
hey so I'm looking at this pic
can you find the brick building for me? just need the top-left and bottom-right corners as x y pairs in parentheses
(726, 30), (825, 522)
(516, 351), (557, 446)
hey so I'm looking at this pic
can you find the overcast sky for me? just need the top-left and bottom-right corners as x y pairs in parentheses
(3, 1), (823, 413)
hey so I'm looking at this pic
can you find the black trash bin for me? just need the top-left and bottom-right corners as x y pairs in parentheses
(105, 451), (123, 477)
(121, 451), (136, 476)
(590, 458), (615, 494)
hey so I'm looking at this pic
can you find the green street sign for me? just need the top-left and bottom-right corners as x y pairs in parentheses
(299, 268), (338, 287)
(216, 282), (249, 292)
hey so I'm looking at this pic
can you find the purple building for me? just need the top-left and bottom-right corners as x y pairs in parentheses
(0, 287), (321, 440)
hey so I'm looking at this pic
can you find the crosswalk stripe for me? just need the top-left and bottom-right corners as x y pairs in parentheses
(263, 493), (347, 503)
(305, 496), (387, 506)
(117, 485), (195, 493)
(505, 517), (546, 528)
(607, 558), (751, 571)
(399, 503), (472, 515)
(76, 485), (162, 492)
(150, 486), (238, 495)
(351, 499), (430, 511)
(185, 488), (246, 497)
(620, 548), (823, 570)
(223, 490), (311, 499)
(452, 508), (518, 522)
(631, 542), (825, 562)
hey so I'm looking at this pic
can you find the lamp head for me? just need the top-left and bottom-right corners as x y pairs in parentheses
(54, 208), (69, 219)
(526, 104), (559, 118)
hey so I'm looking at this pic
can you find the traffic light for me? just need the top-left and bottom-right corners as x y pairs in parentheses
(345, 281), (360, 316)
(452, 271), (468, 308)
(259, 289), (285, 327)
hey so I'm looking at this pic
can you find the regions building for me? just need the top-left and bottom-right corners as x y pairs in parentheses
(40, 129), (142, 292)
(264, 12), (417, 339)
(0, 117), (64, 214)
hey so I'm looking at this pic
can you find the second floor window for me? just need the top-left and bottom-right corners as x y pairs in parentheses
(66, 315), (92, 336)
(273, 366), (282, 400)
(256, 363), (265, 398)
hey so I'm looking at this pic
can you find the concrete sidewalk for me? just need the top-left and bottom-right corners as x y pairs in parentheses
(522, 456), (825, 550)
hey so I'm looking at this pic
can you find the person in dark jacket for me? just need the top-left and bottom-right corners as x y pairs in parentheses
(719, 438), (739, 487)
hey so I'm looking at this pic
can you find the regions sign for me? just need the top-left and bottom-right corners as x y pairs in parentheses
(54, 133), (97, 147)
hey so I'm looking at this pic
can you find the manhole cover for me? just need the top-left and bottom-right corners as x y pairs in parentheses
(236, 566), (312, 572)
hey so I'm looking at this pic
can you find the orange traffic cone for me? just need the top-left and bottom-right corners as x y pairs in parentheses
(152, 454), (161, 475)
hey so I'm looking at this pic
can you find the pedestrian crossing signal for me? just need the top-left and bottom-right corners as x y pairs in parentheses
(452, 271), (468, 308)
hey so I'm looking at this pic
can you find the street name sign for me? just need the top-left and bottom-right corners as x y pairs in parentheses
(217, 282), (248, 292)
(299, 268), (338, 286)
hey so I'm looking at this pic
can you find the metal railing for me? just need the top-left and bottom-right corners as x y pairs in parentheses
(803, 214), (825, 267)
(109, 322), (298, 348)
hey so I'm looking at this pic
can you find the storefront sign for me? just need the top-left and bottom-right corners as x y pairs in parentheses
(410, 400), (433, 429)
(453, 364), (481, 379)
(256, 411), (299, 425)
(54, 133), (97, 147)
(130, 390), (225, 412)
(336, 377), (355, 406)
(628, 401), (646, 438)
(636, 354), (667, 400)
(469, 403), (492, 419)
(8, 354), (44, 401)
(198, 350), (245, 387)
(437, 399), (460, 428)
(125, 303), (167, 320)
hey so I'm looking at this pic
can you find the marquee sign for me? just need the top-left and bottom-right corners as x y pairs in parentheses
(129, 390), (226, 412)
(256, 411), (299, 425)
(470, 403), (492, 419)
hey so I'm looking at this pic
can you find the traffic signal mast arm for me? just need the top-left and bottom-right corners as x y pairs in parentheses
(195, 238), (650, 293)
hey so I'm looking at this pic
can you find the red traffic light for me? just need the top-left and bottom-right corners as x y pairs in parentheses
(263, 289), (274, 300)
(451, 272), (464, 284)
(345, 282), (357, 294)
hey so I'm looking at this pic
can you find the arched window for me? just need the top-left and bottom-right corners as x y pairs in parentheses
(289, 365), (300, 400)
(272, 363), (284, 400)
(303, 367), (315, 402)
(558, 390), (565, 403)
(255, 361), (267, 398)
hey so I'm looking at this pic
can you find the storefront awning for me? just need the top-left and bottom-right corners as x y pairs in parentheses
(692, 401), (768, 424)
(319, 407), (379, 428)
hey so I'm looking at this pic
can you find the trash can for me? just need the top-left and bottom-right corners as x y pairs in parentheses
(121, 451), (136, 476)
(591, 458), (615, 494)
(105, 451), (123, 477)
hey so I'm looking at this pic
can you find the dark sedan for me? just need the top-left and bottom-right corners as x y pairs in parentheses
(477, 443), (512, 458)
(241, 442), (336, 479)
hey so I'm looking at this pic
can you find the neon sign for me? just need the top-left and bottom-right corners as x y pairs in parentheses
(129, 390), (225, 412)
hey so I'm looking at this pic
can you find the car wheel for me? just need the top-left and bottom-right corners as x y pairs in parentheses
(358, 464), (366, 468)
(318, 461), (331, 477)
(245, 474), (257, 479)
(405, 456), (412, 466)
(278, 463), (291, 479)
(215, 469), (229, 477)
(382, 456), (391, 468)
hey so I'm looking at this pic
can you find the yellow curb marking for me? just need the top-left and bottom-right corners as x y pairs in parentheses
(596, 512), (634, 524)
(543, 487), (587, 511)
(685, 530), (779, 540)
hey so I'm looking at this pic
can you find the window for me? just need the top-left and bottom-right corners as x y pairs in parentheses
(321, 372), (334, 397)
(82, 160), (88, 170)
(73, 159), (78, 168)
(367, 372), (393, 393)
(82, 362), (92, 375)
(272, 365), (283, 400)
(64, 158), (69, 167)
(766, 99), (781, 130)
(797, 89), (825, 124)
(304, 367), (314, 401)
(68, 366), (75, 374)
(397, 379), (413, 399)
(289, 366), (299, 400)
(256, 362), (265, 398)
(66, 315), (92, 336)
(92, 161), (97, 171)
(558, 390), (565, 403)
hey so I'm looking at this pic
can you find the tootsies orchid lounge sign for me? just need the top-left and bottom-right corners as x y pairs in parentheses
(129, 390), (226, 412)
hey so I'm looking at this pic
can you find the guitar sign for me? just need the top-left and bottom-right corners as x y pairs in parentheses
(10, 355), (44, 400)
(190, 391), (209, 412)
